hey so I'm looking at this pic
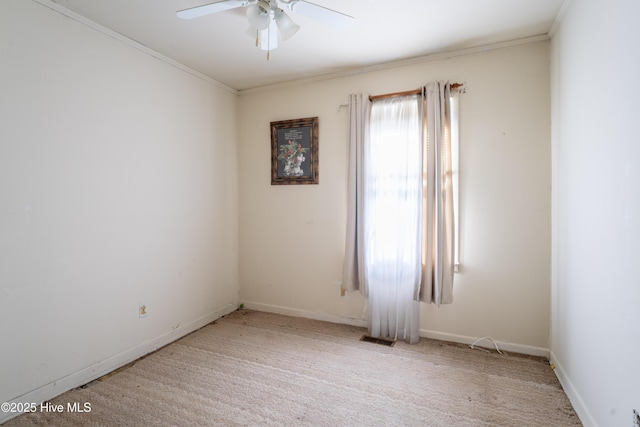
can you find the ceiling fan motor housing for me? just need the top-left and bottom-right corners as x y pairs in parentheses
(177, 0), (353, 56)
(247, 1), (272, 30)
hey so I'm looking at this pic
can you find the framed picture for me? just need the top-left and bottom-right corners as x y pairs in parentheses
(270, 116), (319, 185)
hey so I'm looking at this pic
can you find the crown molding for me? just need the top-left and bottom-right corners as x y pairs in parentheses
(31, 0), (238, 95)
(29, 0), (555, 98)
(549, 0), (574, 38)
(238, 34), (550, 96)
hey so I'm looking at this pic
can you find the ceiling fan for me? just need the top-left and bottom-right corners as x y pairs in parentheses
(177, 0), (354, 59)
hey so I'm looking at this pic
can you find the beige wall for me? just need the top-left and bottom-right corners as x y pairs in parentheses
(0, 0), (239, 418)
(0, 1), (557, 419)
(238, 41), (551, 354)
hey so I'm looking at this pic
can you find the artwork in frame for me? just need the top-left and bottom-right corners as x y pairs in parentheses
(270, 116), (319, 185)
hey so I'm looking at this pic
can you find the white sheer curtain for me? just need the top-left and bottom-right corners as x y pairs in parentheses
(365, 95), (422, 344)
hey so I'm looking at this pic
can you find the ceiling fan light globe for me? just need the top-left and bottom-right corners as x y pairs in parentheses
(275, 9), (300, 40)
(247, 2), (271, 30)
(258, 20), (278, 51)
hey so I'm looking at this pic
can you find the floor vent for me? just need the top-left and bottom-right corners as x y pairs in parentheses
(361, 335), (396, 347)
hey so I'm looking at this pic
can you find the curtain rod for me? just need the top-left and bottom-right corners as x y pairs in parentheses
(369, 83), (464, 101)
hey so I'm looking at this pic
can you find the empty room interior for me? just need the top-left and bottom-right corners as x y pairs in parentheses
(1, 0), (639, 426)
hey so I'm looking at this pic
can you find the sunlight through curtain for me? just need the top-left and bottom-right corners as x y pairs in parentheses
(365, 95), (422, 344)
(420, 82), (455, 305)
(342, 82), (456, 344)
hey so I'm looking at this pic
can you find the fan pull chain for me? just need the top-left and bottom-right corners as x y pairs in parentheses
(267, 25), (271, 61)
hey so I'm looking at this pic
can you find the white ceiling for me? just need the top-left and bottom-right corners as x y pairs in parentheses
(45, 0), (564, 91)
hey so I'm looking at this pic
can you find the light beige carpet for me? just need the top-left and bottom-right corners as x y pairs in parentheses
(5, 310), (581, 426)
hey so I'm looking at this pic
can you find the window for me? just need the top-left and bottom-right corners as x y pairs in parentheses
(343, 82), (461, 342)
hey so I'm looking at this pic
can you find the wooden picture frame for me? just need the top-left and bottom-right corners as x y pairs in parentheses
(270, 116), (319, 185)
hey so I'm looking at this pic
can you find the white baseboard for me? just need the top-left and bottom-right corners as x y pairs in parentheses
(549, 351), (596, 427)
(2, 301), (552, 424)
(242, 301), (550, 357)
(243, 301), (368, 328)
(420, 330), (550, 358)
(0, 302), (238, 425)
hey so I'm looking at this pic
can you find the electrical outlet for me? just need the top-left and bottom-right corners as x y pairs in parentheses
(139, 303), (148, 318)
(633, 409), (640, 427)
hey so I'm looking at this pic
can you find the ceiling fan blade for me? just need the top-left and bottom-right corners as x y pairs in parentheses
(291, 1), (354, 29)
(177, 0), (246, 20)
